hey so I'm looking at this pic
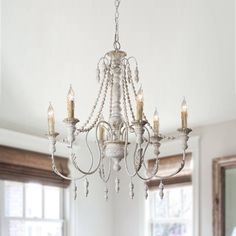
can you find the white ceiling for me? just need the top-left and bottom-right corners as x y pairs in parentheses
(0, 0), (235, 137)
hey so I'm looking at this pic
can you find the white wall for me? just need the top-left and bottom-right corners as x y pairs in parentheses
(0, 129), (113, 236)
(113, 119), (236, 236)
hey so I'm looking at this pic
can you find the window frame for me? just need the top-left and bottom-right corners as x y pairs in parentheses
(0, 180), (66, 236)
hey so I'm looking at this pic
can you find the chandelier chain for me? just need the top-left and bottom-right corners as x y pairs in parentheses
(79, 73), (109, 132)
(114, 0), (121, 50)
(124, 74), (135, 121)
(121, 68), (130, 124)
(109, 75), (114, 118)
(79, 75), (106, 132)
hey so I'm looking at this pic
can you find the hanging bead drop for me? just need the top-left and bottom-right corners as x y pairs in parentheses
(104, 186), (109, 201)
(84, 178), (89, 197)
(129, 181), (134, 199)
(145, 184), (149, 200)
(159, 180), (164, 200)
(115, 177), (120, 193)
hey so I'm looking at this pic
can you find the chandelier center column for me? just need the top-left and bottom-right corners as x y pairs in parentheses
(108, 50), (127, 140)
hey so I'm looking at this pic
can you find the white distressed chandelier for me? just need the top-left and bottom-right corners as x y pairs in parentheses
(47, 0), (192, 200)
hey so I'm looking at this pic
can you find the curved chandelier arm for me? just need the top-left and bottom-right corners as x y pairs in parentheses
(123, 122), (138, 178)
(133, 126), (150, 171)
(155, 151), (186, 179)
(71, 130), (102, 175)
(99, 158), (112, 183)
(51, 153), (90, 181)
(134, 127), (160, 181)
(97, 56), (110, 70)
(127, 56), (138, 67)
(97, 120), (113, 183)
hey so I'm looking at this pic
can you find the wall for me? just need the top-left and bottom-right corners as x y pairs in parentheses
(113, 119), (236, 236)
(0, 128), (113, 236)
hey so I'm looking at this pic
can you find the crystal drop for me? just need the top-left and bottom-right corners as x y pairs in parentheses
(115, 177), (120, 193)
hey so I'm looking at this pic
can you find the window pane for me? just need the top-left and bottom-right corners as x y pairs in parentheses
(25, 183), (42, 218)
(149, 185), (193, 236)
(154, 192), (168, 218)
(153, 223), (190, 236)
(4, 181), (23, 217)
(44, 186), (60, 219)
(7, 220), (63, 236)
(168, 188), (182, 218)
(7, 220), (25, 236)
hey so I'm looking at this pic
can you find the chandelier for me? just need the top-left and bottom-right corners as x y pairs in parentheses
(47, 0), (192, 200)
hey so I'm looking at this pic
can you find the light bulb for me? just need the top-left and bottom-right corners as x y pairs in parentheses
(48, 102), (54, 119)
(153, 107), (159, 121)
(137, 86), (144, 102)
(181, 97), (187, 112)
(67, 84), (75, 102)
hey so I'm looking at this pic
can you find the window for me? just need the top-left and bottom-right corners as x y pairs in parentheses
(148, 184), (193, 236)
(0, 180), (65, 236)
